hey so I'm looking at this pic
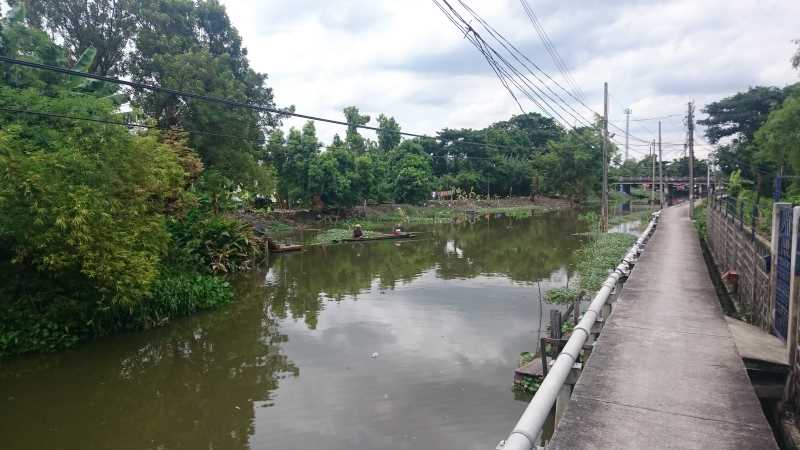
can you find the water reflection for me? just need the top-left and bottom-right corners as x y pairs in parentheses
(1, 210), (589, 450)
(0, 287), (298, 450)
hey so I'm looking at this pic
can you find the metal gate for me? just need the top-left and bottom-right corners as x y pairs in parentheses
(774, 205), (793, 340)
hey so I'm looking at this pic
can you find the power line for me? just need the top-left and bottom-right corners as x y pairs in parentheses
(0, 105), (612, 164)
(0, 105), (269, 144)
(0, 55), (434, 139)
(432, 0), (630, 169)
(519, 0), (588, 103)
(452, 0), (598, 129)
(438, 2), (653, 147)
(0, 55), (574, 156)
(630, 113), (684, 122)
(435, 0), (591, 129)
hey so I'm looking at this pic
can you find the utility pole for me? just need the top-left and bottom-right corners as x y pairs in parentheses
(651, 140), (656, 210)
(659, 121), (664, 208)
(624, 108), (631, 161)
(688, 102), (695, 218)
(601, 82), (609, 232)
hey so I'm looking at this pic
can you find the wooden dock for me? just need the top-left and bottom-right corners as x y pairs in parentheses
(547, 204), (778, 449)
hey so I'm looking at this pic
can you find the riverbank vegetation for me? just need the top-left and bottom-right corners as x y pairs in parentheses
(0, 3), (263, 356)
(0, 0), (641, 357)
(545, 212), (639, 305)
(698, 52), (800, 233)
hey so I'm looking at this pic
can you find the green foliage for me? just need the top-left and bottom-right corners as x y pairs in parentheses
(0, 92), (185, 308)
(578, 211), (601, 233)
(755, 95), (800, 175)
(377, 113), (401, 152)
(129, 0), (280, 189)
(17, 0), (137, 75)
(512, 374), (541, 396)
(545, 287), (581, 305)
(531, 126), (614, 203)
(0, 303), (81, 356)
(0, 270), (232, 357)
(308, 145), (358, 209)
(168, 210), (264, 274)
(343, 106), (371, 154)
(137, 271), (233, 328)
(574, 233), (637, 293)
(698, 83), (800, 189)
(694, 203), (707, 239)
(271, 123), (320, 206)
(313, 228), (381, 244)
(392, 147), (434, 204)
(728, 169), (743, 198)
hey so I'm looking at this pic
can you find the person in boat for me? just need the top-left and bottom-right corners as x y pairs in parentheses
(353, 224), (364, 239)
(393, 224), (403, 235)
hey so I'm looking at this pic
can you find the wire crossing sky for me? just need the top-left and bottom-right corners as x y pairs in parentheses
(218, 0), (800, 159)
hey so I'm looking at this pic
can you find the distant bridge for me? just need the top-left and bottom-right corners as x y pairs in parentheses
(613, 176), (717, 185)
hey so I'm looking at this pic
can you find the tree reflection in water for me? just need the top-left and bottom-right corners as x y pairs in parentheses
(0, 209), (589, 450)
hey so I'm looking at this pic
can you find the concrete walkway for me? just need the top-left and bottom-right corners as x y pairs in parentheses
(548, 204), (778, 450)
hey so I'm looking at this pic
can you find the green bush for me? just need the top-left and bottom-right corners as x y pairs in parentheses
(575, 233), (637, 292)
(168, 210), (264, 273)
(0, 304), (81, 356)
(129, 271), (233, 329)
(0, 270), (233, 357)
(545, 287), (581, 304)
(694, 204), (708, 239)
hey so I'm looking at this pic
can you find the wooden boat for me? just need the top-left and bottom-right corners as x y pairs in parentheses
(270, 244), (303, 253)
(335, 232), (416, 243)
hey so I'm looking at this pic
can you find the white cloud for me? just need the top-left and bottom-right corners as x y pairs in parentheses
(221, 0), (800, 159)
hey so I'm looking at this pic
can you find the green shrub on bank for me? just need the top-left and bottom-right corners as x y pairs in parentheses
(125, 271), (233, 330)
(0, 270), (232, 357)
(694, 203), (708, 239)
(575, 233), (637, 293)
(168, 210), (265, 273)
(545, 287), (581, 304)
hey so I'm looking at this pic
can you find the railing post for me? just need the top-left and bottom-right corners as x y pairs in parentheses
(550, 310), (562, 341)
(739, 201), (744, 230)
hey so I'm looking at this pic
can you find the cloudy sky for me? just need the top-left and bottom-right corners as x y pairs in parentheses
(219, 0), (800, 160)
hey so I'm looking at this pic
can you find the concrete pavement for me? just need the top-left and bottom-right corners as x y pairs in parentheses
(547, 203), (778, 450)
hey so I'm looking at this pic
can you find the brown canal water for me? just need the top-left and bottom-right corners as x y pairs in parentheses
(0, 210), (614, 450)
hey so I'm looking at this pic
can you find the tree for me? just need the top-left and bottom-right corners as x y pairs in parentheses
(16, 0), (137, 75)
(755, 95), (800, 176)
(699, 86), (798, 144)
(700, 84), (800, 184)
(343, 106), (370, 154)
(391, 141), (434, 204)
(531, 127), (610, 203)
(0, 87), (185, 309)
(129, 0), (282, 190)
(376, 113), (401, 152)
(272, 122), (320, 206)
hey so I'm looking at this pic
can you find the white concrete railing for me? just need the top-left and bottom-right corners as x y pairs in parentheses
(499, 212), (660, 450)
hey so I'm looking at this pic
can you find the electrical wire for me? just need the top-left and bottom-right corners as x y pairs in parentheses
(0, 55), (589, 156)
(453, 0), (597, 129)
(0, 105), (611, 164)
(519, 0), (587, 104)
(0, 55), (434, 138)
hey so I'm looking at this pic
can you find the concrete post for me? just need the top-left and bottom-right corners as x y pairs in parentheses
(554, 384), (571, 424)
(786, 207), (800, 367)
(771, 203), (790, 332)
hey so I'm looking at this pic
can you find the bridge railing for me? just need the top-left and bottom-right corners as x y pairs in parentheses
(498, 213), (660, 450)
